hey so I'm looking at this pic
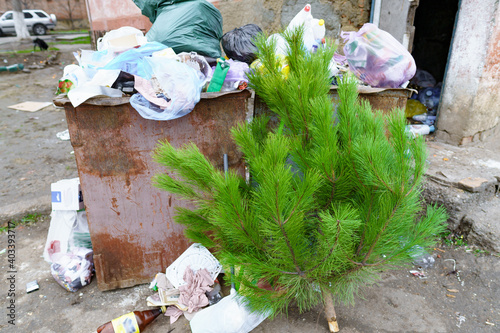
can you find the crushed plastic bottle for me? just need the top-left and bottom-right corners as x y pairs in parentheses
(418, 86), (441, 115)
(408, 245), (435, 269)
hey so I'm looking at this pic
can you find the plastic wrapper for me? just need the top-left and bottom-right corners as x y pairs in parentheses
(44, 210), (90, 263)
(97, 26), (148, 52)
(341, 23), (416, 88)
(134, 0), (223, 58)
(221, 24), (262, 64)
(50, 248), (94, 292)
(405, 99), (427, 118)
(212, 59), (250, 92)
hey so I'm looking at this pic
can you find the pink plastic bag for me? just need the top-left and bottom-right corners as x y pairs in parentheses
(341, 23), (416, 88)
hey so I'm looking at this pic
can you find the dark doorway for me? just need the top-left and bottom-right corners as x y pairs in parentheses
(412, 0), (459, 83)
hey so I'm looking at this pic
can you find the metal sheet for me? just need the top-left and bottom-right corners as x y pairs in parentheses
(61, 90), (251, 291)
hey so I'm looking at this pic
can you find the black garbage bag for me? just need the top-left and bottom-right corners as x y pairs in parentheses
(221, 24), (263, 64)
(133, 0), (223, 58)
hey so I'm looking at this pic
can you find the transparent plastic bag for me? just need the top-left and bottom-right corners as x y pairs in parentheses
(50, 247), (94, 292)
(130, 58), (204, 121)
(341, 23), (416, 88)
(190, 291), (269, 333)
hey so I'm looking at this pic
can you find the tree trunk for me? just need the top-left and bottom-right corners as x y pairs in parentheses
(323, 289), (340, 332)
(12, 0), (30, 40)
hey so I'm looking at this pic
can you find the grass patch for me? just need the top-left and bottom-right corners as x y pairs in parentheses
(50, 36), (91, 45)
(0, 213), (43, 233)
(50, 29), (89, 35)
(441, 231), (468, 247)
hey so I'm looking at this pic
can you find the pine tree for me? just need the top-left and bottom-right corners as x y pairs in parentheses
(153, 28), (447, 332)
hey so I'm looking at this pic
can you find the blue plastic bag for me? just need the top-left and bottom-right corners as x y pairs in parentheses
(102, 42), (167, 78)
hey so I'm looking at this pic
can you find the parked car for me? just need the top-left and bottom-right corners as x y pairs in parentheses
(0, 10), (57, 36)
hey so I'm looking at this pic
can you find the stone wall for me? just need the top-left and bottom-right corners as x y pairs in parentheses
(217, 0), (370, 38)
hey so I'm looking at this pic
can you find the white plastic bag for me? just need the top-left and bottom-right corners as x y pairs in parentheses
(190, 291), (269, 333)
(341, 23), (416, 88)
(43, 210), (91, 263)
(97, 26), (148, 52)
(130, 58), (204, 121)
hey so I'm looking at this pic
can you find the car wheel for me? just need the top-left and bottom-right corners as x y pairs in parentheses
(33, 24), (47, 36)
(0, 29), (3, 37)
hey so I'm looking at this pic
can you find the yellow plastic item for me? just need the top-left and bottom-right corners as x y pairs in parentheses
(405, 99), (427, 118)
(250, 55), (290, 78)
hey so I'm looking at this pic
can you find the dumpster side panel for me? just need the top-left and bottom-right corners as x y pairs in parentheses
(65, 91), (250, 291)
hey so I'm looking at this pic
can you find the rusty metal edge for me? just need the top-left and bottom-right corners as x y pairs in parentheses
(330, 85), (414, 95)
(53, 89), (251, 107)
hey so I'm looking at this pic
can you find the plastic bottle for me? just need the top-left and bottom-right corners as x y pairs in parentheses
(417, 86), (441, 115)
(406, 124), (435, 137)
(286, 4), (316, 52)
(96, 306), (166, 333)
(287, 4), (312, 31)
(312, 18), (326, 44)
(207, 58), (230, 92)
(0, 63), (24, 72)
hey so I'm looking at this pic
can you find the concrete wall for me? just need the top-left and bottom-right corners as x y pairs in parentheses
(86, 0), (151, 32)
(437, 0), (500, 145)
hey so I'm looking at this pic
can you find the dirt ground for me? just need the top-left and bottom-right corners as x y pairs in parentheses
(1, 215), (499, 333)
(0, 44), (499, 333)
(0, 45), (80, 222)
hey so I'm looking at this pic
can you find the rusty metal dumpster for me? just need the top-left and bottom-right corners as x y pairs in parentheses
(255, 86), (412, 118)
(54, 90), (251, 291)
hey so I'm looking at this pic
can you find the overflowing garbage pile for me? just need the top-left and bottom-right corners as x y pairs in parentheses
(54, 1), (421, 125)
(95, 243), (269, 332)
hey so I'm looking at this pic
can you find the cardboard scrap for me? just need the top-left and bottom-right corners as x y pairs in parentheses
(8, 101), (52, 112)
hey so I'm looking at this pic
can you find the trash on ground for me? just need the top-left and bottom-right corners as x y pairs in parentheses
(56, 129), (70, 141)
(26, 280), (39, 293)
(166, 243), (222, 289)
(51, 178), (83, 211)
(409, 270), (426, 278)
(164, 266), (214, 323)
(456, 313), (466, 328)
(8, 101), (51, 112)
(143, 244), (225, 324)
(405, 99), (427, 118)
(0, 63), (24, 72)
(50, 247), (93, 292)
(406, 124), (435, 137)
(96, 306), (166, 333)
(190, 290), (269, 333)
(485, 320), (495, 326)
(0, 248), (6, 254)
(44, 209), (91, 264)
